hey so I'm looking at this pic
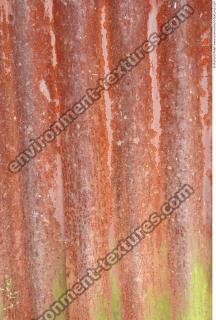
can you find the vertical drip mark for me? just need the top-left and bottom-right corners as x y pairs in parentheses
(200, 65), (211, 221)
(44, 0), (64, 238)
(100, 5), (113, 181)
(44, 0), (53, 21)
(54, 89), (65, 241)
(44, 0), (57, 68)
(55, 153), (65, 241)
(50, 29), (57, 68)
(148, 0), (161, 167)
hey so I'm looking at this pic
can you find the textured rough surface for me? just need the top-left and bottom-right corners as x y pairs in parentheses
(0, 1), (211, 320)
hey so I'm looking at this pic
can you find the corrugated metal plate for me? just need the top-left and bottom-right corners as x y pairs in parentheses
(0, 1), (211, 319)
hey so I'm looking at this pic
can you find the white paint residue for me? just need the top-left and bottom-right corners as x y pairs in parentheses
(117, 140), (124, 146)
(148, 0), (161, 166)
(44, 0), (53, 20)
(39, 79), (51, 102)
(101, 6), (113, 180)
(133, 137), (140, 145)
(50, 29), (57, 67)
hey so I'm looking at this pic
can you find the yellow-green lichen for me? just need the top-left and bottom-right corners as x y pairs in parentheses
(96, 300), (107, 320)
(145, 289), (172, 320)
(0, 298), (3, 320)
(53, 264), (67, 320)
(186, 260), (211, 320)
(3, 276), (18, 313)
(146, 242), (172, 320)
(0, 276), (18, 320)
(111, 276), (121, 320)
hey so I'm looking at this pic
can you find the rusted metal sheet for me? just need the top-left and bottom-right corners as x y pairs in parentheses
(0, 1), (211, 320)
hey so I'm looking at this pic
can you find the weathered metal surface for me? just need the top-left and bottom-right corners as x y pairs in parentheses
(0, 1), (211, 320)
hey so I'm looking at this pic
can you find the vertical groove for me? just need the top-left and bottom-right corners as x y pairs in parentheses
(100, 3), (113, 181)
